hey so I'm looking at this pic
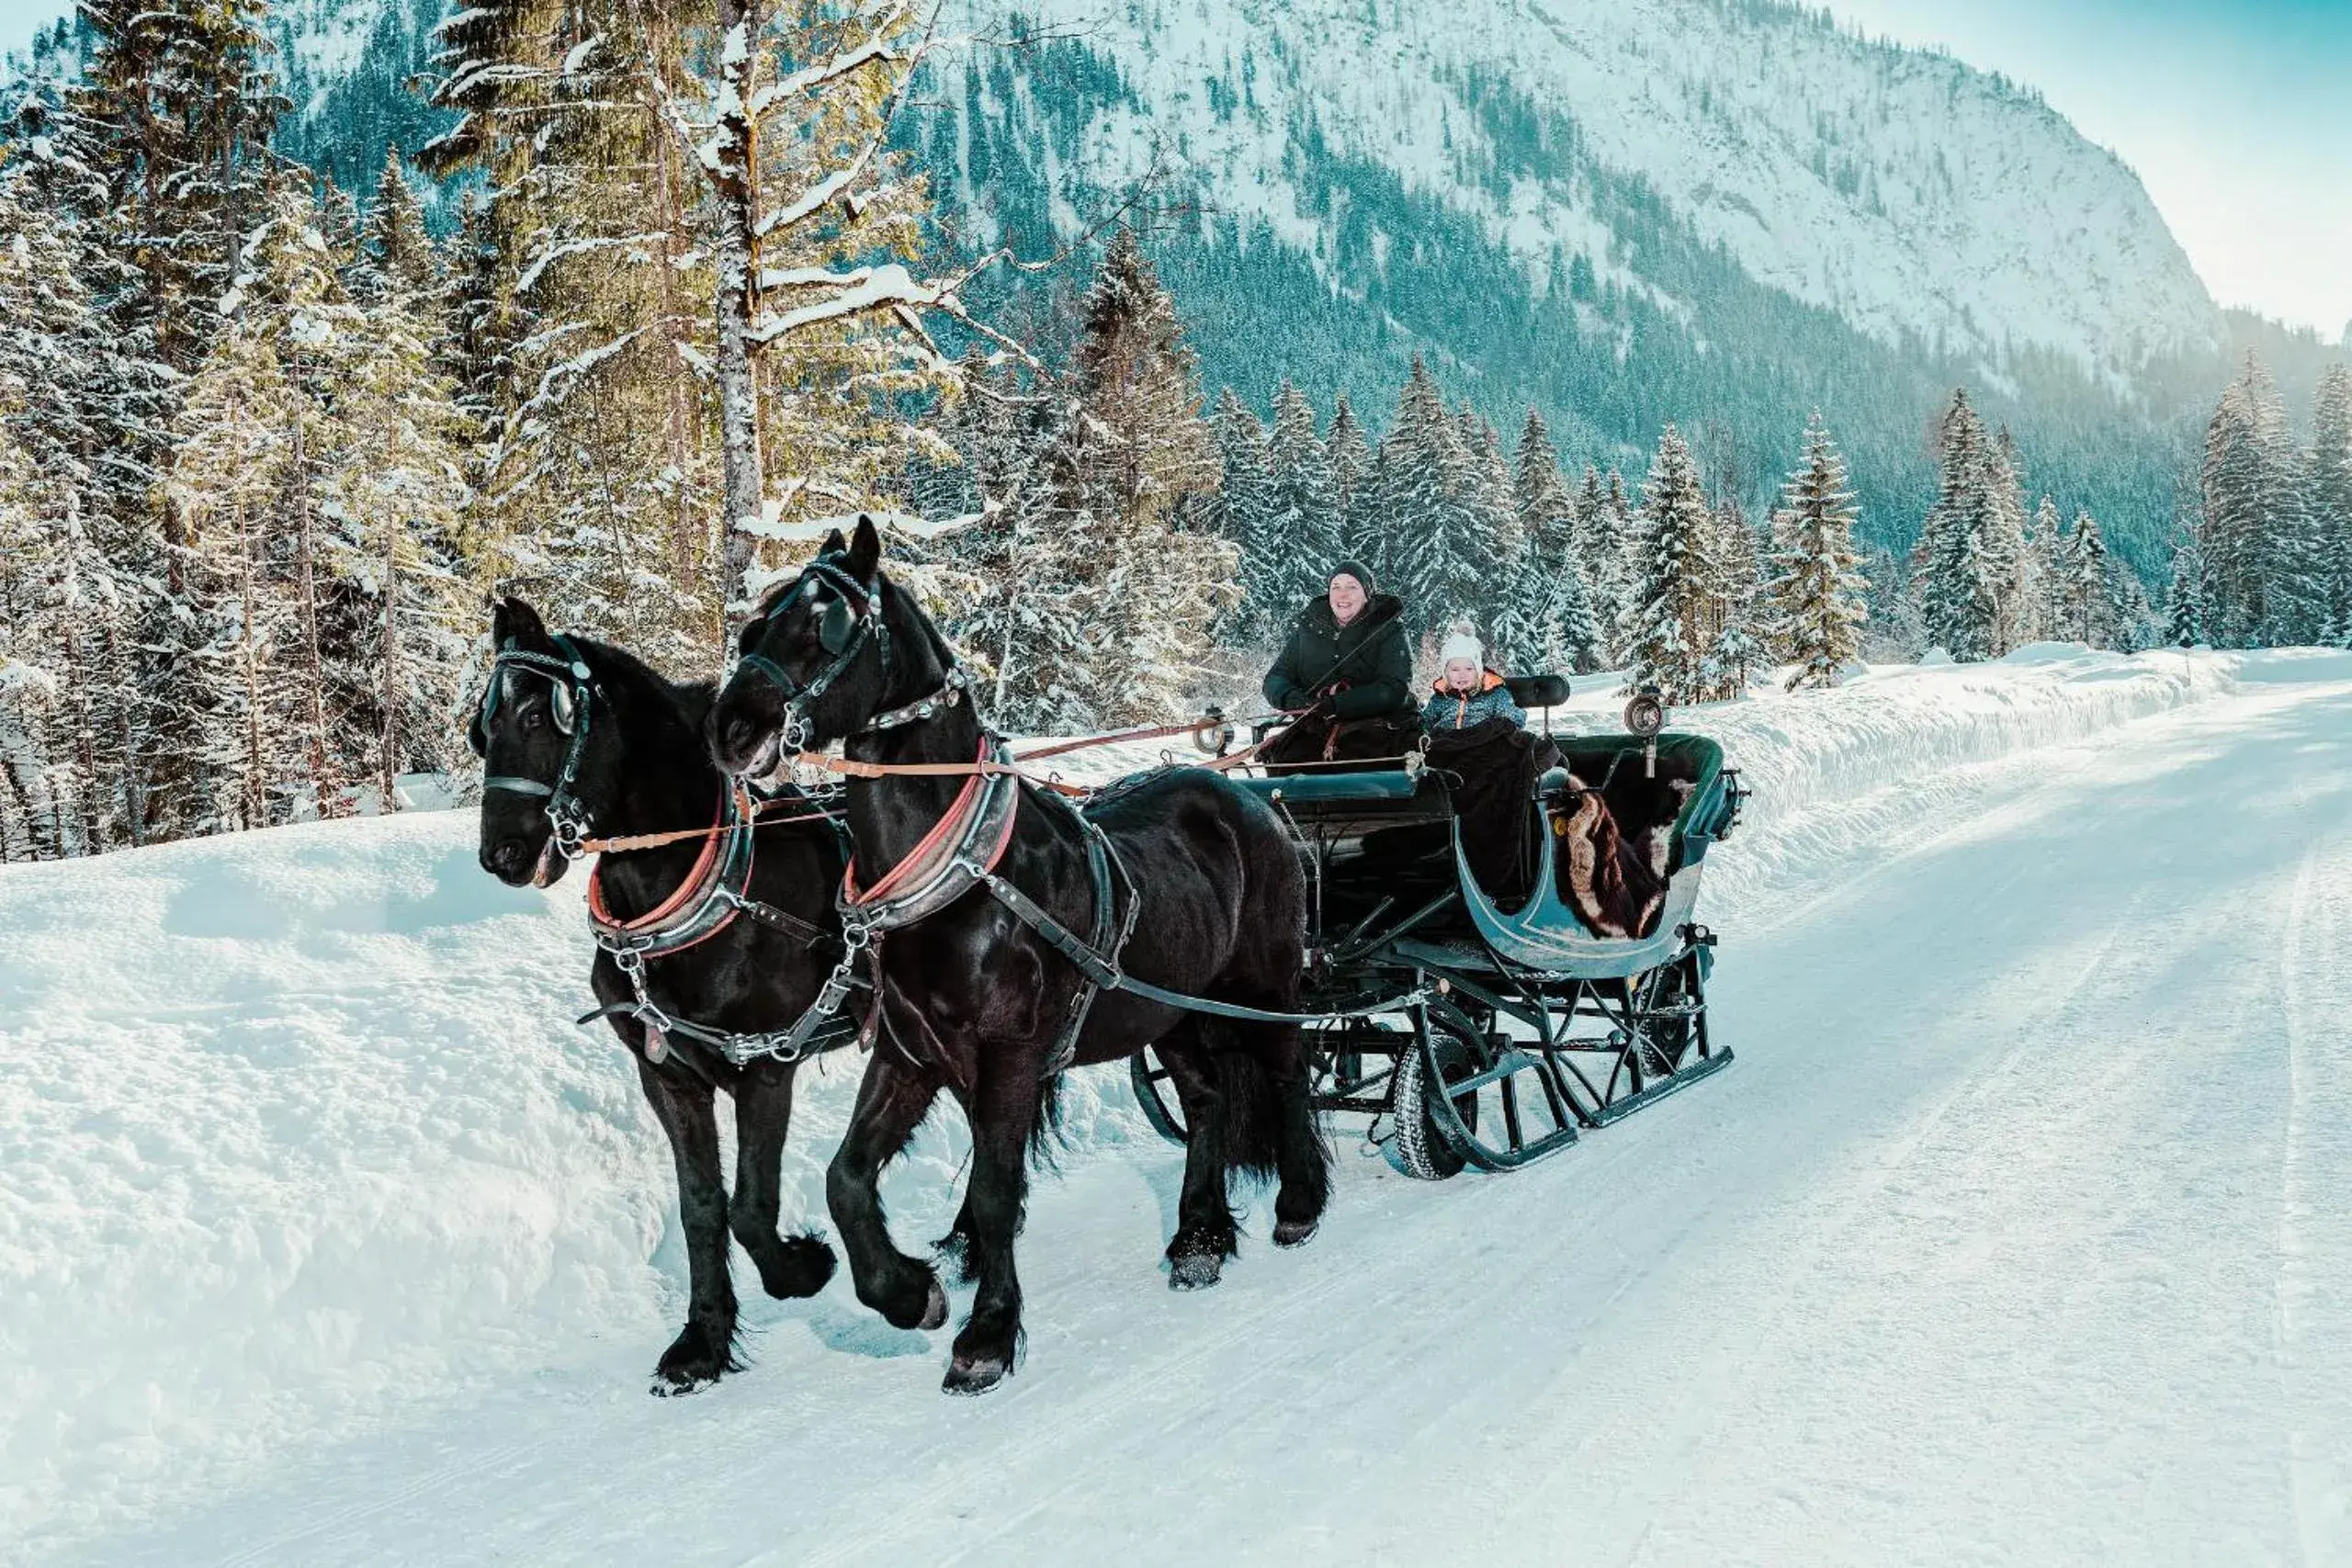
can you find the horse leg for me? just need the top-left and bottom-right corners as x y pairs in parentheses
(635, 1055), (740, 1393)
(825, 1050), (950, 1334)
(943, 1044), (1046, 1394)
(729, 1059), (838, 1300)
(1150, 1023), (1243, 1290)
(1254, 1019), (1332, 1247)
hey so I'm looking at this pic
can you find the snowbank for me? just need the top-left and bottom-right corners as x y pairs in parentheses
(0, 645), (2249, 1557)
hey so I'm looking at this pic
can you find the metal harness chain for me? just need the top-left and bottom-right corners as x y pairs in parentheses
(581, 801), (865, 1069)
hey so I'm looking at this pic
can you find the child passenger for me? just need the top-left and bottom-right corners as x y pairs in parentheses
(1420, 629), (1525, 732)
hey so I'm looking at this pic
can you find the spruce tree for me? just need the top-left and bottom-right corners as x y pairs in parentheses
(2166, 534), (2208, 648)
(1326, 392), (1374, 558)
(1623, 424), (1713, 703)
(1762, 412), (1869, 690)
(1267, 379), (1341, 613)
(2311, 367), (2352, 641)
(1211, 387), (1279, 637)
(2061, 509), (2117, 649)
(2024, 495), (2066, 642)
(1368, 355), (1450, 617)
(1055, 231), (1233, 720)
(1916, 389), (2003, 660)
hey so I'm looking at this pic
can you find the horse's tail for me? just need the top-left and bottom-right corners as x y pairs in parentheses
(1027, 1069), (1065, 1173)
(1198, 1043), (1285, 1186)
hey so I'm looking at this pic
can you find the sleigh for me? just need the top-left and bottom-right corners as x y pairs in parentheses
(1133, 687), (1748, 1179)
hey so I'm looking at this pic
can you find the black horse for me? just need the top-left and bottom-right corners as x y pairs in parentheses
(471, 596), (847, 1393)
(705, 518), (1329, 1395)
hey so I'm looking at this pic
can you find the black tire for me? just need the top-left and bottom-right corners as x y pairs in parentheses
(1390, 1016), (1482, 1181)
(1636, 955), (1700, 1077)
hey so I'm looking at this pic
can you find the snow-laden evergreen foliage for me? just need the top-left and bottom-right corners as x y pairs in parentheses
(943, 230), (1235, 730)
(1762, 413), (1869, 690)
(1623, 424), (1714, 703)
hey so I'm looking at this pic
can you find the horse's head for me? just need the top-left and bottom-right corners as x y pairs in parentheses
(469, 595), (608, 888)
(708, 514), (946, 775)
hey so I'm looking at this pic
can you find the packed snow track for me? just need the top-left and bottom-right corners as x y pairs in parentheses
(6, 649), (2349, 1565)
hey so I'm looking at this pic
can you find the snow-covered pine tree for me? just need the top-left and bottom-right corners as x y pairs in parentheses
(1364, 355), (1448, 604)
(165, 317), (306, 831)
(1054, 230), (1233, 721)
(1211, 387), (1279, 637)
(1567, 465), (1618, 654)
(1982, 428), (2030, 654)
(1623, 424), (1714, 703)
(1915, 389), (2002, 660)
(1389, 404), (1509, 646)
(1326, 392), (1374, 559)
(1467, 412), (1523, 643)
(332, 239), (479, 804)
(944, 433), (1102, 734)
(2061, 509), (2118, 649)
(2312, 367), (2352, 642)
(2113, 570), (2156, 654)
(1601, 468), (1642, 661)
(425, 0), (981, 632)
(0, 136), (143, 855)
(1762, 412), (1869, 691)
(60, 0), (284, 842)
(349, 148), (435, 306)
(2198, 352), (2312, 647)
(1267, 379), (1342, 617)
(1698, 497), (1763, 697)
(2024, 495), (2066, 642)
(2165, 529), (2208, 648)
(1489, 411), (1578, 674)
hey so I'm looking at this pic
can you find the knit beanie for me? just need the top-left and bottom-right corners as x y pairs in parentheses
(1440, 629), (1483, 667)
(1328, 559), (1375, 595)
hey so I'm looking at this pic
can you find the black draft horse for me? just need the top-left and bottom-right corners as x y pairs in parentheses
(706, 518), (1329, 1394)
(471, 597), (845, 1393)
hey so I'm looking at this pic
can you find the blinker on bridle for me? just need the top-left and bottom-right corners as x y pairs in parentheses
(733, 554), (894, 751)
(473, 632), (600, 860)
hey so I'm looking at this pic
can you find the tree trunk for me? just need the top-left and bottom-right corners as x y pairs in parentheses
(713, 0), (765, 604)
(380, 495), (403, 809)
(291, 411), (341, 818)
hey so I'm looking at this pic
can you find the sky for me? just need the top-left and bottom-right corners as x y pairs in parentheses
(1, 0), (2344, 335)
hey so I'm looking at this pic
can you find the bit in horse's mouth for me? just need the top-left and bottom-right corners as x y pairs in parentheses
(741, 728), (785, 784)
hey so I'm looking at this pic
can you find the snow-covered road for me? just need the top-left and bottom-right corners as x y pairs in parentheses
(17, 652), (2352, 1565)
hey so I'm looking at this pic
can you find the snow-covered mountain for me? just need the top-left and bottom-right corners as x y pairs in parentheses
(938, 0), (2221, 384)
(12, 0), (2285, 561)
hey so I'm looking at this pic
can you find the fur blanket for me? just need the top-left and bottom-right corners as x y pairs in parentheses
(1551, 765), (1696, 939)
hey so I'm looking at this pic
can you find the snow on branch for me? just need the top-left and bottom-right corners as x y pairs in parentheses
(515, 231), (670, 295)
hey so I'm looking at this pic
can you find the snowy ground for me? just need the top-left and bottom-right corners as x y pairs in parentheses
(6, 647), (2350, 1565)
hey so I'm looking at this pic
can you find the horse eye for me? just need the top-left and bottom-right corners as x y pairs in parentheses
(523, 706), (547, 732)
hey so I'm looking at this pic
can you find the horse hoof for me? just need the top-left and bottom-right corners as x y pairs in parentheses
(650, 1323), (734, 1393)
(649, 1371), (718, 1398)
(919, 1277), (949, 1332)
(1169, 1251), (1225, 1291)
(759, 1236), (838, 1300)
(943, 1354), (1008, 1395)
(1272, 1219), (1317, 1248)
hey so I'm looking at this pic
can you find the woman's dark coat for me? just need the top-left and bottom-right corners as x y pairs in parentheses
(1261, 592), (1417, 721)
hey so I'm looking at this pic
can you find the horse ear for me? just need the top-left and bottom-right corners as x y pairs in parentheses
(819, 527), (847, 557)
(847, 513), (881, 579)
(499, 595), (551, 649)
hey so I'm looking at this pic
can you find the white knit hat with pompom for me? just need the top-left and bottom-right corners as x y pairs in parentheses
(1439, 628), (1483, 667)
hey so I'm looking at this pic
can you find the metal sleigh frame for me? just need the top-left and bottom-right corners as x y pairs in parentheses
(1131, 735), (1748, 1179)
